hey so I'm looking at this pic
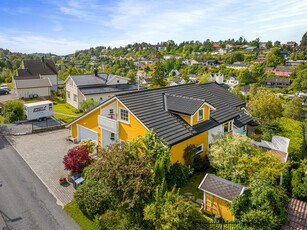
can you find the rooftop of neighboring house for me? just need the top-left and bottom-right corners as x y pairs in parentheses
(67, 72), (129, 87)
(275, 66), (293, 72)
(226, 76), (238, 80)
(230, 63), (247, 67)
(198, 173), (245, 202)
(14, 78), (51, 89)
(281, 199), (307, 230)
(265, 77), (292, 84)
(79, 84), (146, 96)
(239, 85), (251, 92)
(17, 58), (58, 78)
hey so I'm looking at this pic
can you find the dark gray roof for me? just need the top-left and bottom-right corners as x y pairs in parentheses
(226, 76), (238, 80)
(233, 110), (253, 128)
(266, 77), (292, 84)
(70, 74), (108, 86)
(18, 59), (58, 77)
(198, 174), (245, 202)
(116, 83), (248, 146)
(80, 84), (145, 95)
(15, 79), (51, 89)
(165, 94), (208, 116)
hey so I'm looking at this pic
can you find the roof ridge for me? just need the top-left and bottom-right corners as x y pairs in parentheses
(165, 93), (206, 102)
(207, 173), (243, 188)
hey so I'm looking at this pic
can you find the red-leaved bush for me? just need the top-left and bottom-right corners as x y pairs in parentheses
(63, 146), (91, 173)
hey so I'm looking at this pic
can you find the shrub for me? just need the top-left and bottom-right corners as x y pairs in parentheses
(166, 162), (193, 187)
(78, 139), (97, 153)
(95, 210), (131, 230)
(74, 182), (109, 219)
(183, 144), (196, 166)
(3, 100), (24, 123)
(192, 155), (210, 172)
(260, 120), (281, 141)
(63, 146), (91, 173)
(291, 159), (307, 201)
(277, 117), (305, 161)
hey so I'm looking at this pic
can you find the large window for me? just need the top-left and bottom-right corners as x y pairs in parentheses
(194, 144), (204, 156)
(119, 108), (129, 123)
(198, 108), (204, 121)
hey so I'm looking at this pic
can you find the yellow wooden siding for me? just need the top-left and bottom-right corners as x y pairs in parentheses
(192, 105), (210, 125)
(205, 192), (233, 221)
(170, 131), (208, 164)
(71, 108), (100, 139)
(118, 102), (148, 142)
(179, 114), (191, 124)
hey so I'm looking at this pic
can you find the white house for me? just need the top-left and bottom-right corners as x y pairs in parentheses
(65, 70), (145, 110)
(226, 76), (239, 89)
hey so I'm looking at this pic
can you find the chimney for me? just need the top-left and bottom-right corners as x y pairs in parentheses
(94, 68), (98, 77)
(215, 73), (224, 84)
(162, 93), (168, 111)
(41, 56), (45, 63)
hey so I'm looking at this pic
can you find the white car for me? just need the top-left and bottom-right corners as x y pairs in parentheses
(0, 84), (9, 90)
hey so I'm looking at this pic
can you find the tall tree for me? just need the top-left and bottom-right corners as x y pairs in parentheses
(266, 47), (285, 67)
(265, 41), (272, 50)
(274, 41), (281, 47)
(282, 97), (304, 120)
(152, 52), (167, 87)
(300, 31), (307, 46)
(248, 90), (283, 122)
(292, 68), (307, 93)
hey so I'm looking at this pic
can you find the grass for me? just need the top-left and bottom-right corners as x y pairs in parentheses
(64, 200), (99, 230)
(6, 82), (14, 89)
(53, 103), (83, 116)
(54, 114), (76, 123)
(179, 171), (206, 200)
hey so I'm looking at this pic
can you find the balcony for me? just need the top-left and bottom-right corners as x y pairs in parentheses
(98, 115), (118, 134)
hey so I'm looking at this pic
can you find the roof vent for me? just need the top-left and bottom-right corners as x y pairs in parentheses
(94, 68), (98, 77)
(41, 56), (45, 63)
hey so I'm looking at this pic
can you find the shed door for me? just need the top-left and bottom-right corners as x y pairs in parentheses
(77, 125), (98, 143)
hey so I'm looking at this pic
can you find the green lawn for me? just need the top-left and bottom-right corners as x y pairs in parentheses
(64, 200), (99, 230)
(53, 103), (83, 116)
(54, 114), (76, 123)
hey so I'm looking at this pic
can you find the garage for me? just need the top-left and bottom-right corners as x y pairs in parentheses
(77, 125), (98, 143)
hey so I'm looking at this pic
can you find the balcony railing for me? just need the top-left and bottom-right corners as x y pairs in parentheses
(98, 115), (118, 134)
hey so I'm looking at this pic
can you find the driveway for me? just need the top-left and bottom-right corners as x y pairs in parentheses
(0, 88), (18, 102)
(6, 129), (76, 207)
(0, 135), (81, 230)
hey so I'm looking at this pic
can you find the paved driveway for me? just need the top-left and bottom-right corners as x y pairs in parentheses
(6, 129), (76, 207)
(0, 89), (18, 102)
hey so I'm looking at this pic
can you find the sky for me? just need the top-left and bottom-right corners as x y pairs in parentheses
(0, 0), (306, 55)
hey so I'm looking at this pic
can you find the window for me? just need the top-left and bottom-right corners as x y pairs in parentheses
(109, 109), (114, 114)
(117, 80), (120, 83)
(195, 144), (203, 156)
(119, 108), (129, 123)
(224, 121), (233, 133)
(198, 108), (204, 121)
(67, 91), (70, 99)
(110, 133), (115, 140)
(73, 94), (77, 102)
(100, 97), (103, 101)
(243, 125), (247, 133)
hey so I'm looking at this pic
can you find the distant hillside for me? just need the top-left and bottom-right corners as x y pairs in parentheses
(30, 53), (57, 57)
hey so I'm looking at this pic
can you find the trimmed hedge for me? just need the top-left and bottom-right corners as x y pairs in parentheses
(277, 117), (305, 161)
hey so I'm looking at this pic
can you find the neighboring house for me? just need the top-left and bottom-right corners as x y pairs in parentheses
(280, 50), (291, 59)
(141, 78), (153, 86)
(182, 59), (191, 65)
(274, 66), (293, 76)
(198, 173), (246, 221)
(259, 42), (267, 49)
(226, 76), (239, 89)
(66, 83), (253, 164)
(254, 54), (266, 63)
(227, 63), (248, 70)
(294, 46), (307, 52)
(14, 79), (51, 98)
(187, 74), (198, 82)
(286, 59), (307, 66)
(281, 199), (307, 230)
(192, 59), (221, 66)
(286, 41), (297, 47)
(265, 77), (292, 88)
(264, 67), (275, 73)
(239, 85), (250, 96)
(65, 70), (144, 110)
(15, 57), (58, 91)
(211, 48), (227, 55)
(213, 43), (220, 49)
(169, 77), (185, 86)
(244, 46), (258, 53)
(163, 54), (173, 60)
(226, 44), (235, 49)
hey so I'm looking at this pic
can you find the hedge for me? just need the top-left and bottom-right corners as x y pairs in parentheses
(277, 117), (305, 161)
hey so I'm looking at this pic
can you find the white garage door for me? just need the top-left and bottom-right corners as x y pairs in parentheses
(77, 125), (98, 144)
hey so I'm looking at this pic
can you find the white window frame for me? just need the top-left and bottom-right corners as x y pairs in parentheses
(67, 91), (70, 99)
(224, 121), (233, 133)
(197, 108), (205, 122)
(119, 107), (129, 124)
(195, 144), (204, 156)
(73, 94), (77, 102)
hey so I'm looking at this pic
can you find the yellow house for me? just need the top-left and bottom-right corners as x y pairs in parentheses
(66, 83), (252, 164)
(198, 173), (246, 221)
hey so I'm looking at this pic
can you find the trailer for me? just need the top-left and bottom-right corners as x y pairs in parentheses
(24, 100), (53, 121)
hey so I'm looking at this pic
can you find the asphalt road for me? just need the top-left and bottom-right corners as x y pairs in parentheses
(0, 135), (81, 230)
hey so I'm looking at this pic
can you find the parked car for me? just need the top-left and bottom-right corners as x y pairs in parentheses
(0, 88), (9, 95)
(0, 84), (9, 90)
